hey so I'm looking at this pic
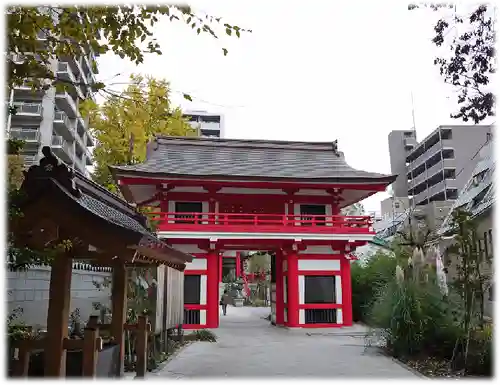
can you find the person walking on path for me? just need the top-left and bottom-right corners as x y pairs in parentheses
(220, 290), (231, 316)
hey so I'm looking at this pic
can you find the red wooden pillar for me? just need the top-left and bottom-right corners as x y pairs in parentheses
(235, 252), (241, 277)
(286, 252), (299, 327)
(206, 251), (219, 328)
(340, 257), (353, 326)
(275, 250), (284, 325)
(219, 253), (223, 282)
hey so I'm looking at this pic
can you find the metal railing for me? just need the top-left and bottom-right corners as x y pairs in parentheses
(51, 135), (64, 146)
(12, 103), (42, 115)
(9, 128), (40, 142)
(23, 155), (37, 166)
(53, 110), (73, 131)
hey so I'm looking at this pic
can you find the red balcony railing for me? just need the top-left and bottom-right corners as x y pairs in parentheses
(149, 212), (373, 234)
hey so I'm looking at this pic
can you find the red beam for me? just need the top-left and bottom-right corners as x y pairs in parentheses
(184, 304), (207, 310)
(297, 254), (343, 260)
(158, 192), (336, 204)
(298, 303), (342, 309)
(295, 323), (344, 328)
(184, 269), (207, 275)
(297, 270), (341, 276)
(118, 177), (389, 192)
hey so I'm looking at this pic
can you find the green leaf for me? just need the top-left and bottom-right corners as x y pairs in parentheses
(225, 28), (232, 36)
(236, 30), (240, 38)
(183, 93), (193, 101)
(222, 48), (228, 56)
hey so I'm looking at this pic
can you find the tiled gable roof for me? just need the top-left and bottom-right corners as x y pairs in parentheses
(110, 136), (397, 184)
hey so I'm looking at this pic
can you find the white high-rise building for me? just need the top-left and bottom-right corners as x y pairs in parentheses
(7, 28), (97, 177)
(183, 110), (225, 138)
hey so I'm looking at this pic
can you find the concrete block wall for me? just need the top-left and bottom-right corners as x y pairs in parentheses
(7, 266), (112, 328)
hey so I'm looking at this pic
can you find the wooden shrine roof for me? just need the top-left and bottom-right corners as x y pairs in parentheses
(12, 147), (193, 270)
(109, 136), (397, 185)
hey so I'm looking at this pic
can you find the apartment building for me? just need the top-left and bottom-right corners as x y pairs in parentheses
(388, 130), (418, 196)
(7, 29), (97, 176)
(389, 125), (492, 206)
(183, 110), (225, 138)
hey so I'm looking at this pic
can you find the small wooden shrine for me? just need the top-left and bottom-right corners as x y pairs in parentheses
(9, 147), (193, 378)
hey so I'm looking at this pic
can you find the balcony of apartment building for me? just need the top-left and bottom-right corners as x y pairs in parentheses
(9, 127), (41, 150)
(22, 154), (38, 167)
(74, 145), (90, 173)
(12, 79), (46, 99)
(406, 127), (453, 168)
(407, 148), (456, 190)
(10, 102), (43, 123)
(56, 62), (85, 100)
(51, 135), (74, 165)
(74, 119), (93, 164)
(55, 89), (78, 118)
(411, 168), (458, 206)
(53, 109), (76, 140)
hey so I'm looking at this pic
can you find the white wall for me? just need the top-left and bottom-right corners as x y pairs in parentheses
(7, 266), (111, 329)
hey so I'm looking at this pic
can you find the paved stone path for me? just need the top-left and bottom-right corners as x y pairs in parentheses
(153, 307), (420, 378)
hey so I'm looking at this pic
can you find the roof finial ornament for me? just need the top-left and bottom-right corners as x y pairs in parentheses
(21, 146), (81, 197)
(332, 140), (340, 156)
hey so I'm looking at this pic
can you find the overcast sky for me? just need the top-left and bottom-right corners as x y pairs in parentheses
(95, 1), (474, 213)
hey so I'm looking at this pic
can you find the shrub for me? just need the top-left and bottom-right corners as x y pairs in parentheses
(250, 299), (267, 307)
(351, 252), (397, 323)
(370, 271), (462, 359)
(191, 329), (217, 342)
(463, 324), (493, 376)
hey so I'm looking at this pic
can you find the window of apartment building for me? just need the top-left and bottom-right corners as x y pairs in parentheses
(472, 170), (488, 186)
(404, 131), (414, 137)
(477, 238), (483, 258)
(488, 229), (493, 255)
(484, 231), (489, 259)
(304, 275), (336, 303)
(472, 186), (491, 208)
(443, 150), (455, 159)
(201, 115), (221, 123)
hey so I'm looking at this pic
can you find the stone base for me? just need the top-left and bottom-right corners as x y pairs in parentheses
(233, 298), (244, 307)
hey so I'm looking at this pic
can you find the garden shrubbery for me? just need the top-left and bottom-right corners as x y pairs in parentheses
(351, 251), (396, 323)
(352, 238), (492, 377)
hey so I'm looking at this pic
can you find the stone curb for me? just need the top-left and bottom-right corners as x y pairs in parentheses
(383, 353), (428, 379)
(151, 341), (194, 374)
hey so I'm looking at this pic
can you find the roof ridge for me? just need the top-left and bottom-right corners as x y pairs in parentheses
(155, 135), (334, 146)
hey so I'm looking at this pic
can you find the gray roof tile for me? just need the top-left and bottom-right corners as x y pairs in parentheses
(111, 136), (396, 183)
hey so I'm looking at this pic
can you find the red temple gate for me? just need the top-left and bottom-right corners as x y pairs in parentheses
(111, 137), (396, 329)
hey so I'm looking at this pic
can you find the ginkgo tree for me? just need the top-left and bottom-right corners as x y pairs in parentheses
(87, 74), (197, 193)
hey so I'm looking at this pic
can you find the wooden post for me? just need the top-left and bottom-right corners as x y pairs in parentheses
(111, 263), (128, 377)
(136, 316), (149, 378)
(82, 328), (100, 377)
(44, 255), (72, 377)
(13, 344), (31, 377)
(176, 324), (184, 343)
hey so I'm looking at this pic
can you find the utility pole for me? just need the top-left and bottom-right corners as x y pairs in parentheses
(410, 91), (416, 133)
